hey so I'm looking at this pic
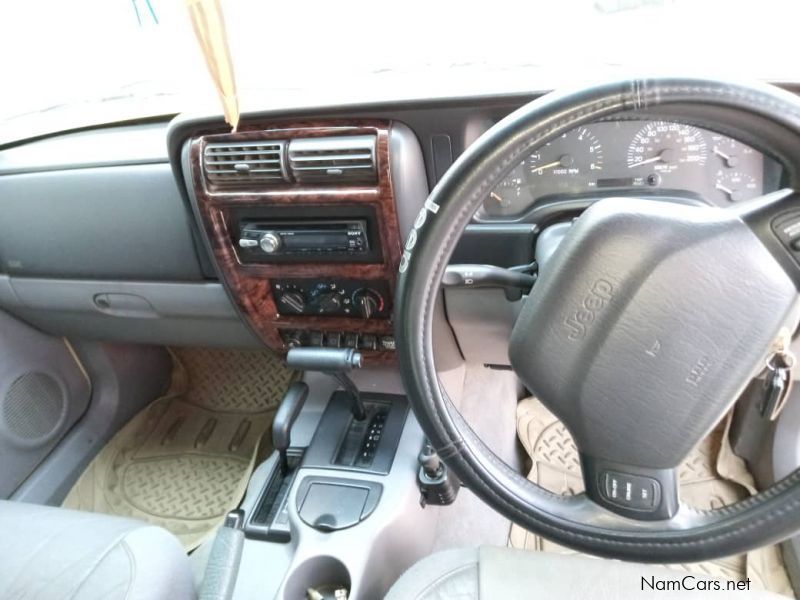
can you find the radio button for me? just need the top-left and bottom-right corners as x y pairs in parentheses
(238, 238), (258, 248)
(259, 232), (282, 254)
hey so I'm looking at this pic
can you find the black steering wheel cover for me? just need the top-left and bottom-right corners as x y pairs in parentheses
(396, 77), (800, 561)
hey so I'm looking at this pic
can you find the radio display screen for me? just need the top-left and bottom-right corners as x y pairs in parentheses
(283, 231), (350, 249)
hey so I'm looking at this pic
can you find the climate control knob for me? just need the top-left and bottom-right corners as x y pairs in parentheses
(312, 292), (342, 314)
(259, 232), (281, 254)
(277, 290), (306, 314)
(353, 288), (384, 319)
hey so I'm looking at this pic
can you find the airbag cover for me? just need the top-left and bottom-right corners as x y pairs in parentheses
(509, 197), (797, 469)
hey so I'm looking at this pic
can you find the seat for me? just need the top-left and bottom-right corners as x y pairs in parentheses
(0, 500), (195, 600)
(386, 547), (788, 599)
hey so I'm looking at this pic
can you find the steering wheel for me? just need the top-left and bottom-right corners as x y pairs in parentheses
(396, 78), (800, 562)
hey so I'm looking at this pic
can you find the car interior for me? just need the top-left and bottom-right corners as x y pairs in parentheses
(6, 2), (800, 599)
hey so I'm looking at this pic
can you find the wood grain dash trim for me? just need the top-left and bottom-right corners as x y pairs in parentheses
(190, 119), (401, 362)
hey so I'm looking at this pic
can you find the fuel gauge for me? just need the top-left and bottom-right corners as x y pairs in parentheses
(482, 163), (529, 217)
(715, 170), (758, 203)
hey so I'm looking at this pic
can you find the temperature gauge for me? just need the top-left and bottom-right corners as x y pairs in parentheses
(715, 170), (758, 203)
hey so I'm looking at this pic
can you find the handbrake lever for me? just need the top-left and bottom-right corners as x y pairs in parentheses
(272, 382), (309, 474)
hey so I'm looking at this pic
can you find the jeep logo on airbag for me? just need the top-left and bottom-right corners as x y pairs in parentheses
(564, 279), (614, 340)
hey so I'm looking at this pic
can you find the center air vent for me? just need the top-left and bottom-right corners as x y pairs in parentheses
(288, 135), (377, 184)
(204, 140), (288, 186)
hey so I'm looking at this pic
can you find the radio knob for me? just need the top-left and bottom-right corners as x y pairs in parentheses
(278, 290), (306, 314)
(353, 289), (384, 319)
(313, 292), (342, 315)
(259, 232), (281, 254)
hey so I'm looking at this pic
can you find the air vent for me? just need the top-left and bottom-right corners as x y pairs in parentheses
(203, 140), (288, 186)
(288, 135), (377, 184)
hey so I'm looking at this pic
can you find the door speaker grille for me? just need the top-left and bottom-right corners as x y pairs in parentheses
(3, 372), (65, 443)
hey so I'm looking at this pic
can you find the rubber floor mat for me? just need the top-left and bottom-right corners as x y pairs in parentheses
(509, 397), (795, 597)
(63, 347), (298, 551)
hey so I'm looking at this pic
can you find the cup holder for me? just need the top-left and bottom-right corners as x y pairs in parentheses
(283, 555), (351, 600)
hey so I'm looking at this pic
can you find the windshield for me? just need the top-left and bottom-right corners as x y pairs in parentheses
(3, 0), (800, 144)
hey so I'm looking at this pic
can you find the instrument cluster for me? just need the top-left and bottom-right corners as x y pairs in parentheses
(478, 120), (782, 219)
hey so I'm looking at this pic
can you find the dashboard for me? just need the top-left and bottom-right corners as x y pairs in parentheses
(1, 87), (798, 366)
(478, 120), (784, 220)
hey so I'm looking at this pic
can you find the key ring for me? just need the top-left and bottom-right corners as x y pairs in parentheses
(767, 350), (796, 372)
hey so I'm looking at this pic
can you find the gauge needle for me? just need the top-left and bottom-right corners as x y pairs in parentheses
(489, 192), (503, 203)
(627, 156), (661, 168)
(713, 146), (738, 167)
(628, 148), (675, 169)
(713, 146), (731, 161)
(716, 183), (734, 195)
(716, 182), (742, 202)
(531, 155), (574, 173)
(531, 159), (562, 172)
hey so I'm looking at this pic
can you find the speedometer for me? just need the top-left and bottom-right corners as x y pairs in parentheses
(626, 121), (707, 173)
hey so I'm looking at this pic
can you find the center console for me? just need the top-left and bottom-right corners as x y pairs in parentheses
(183, 119), (412, 364)
(219, 370), (436, 600)
(175, 116), (435, 598)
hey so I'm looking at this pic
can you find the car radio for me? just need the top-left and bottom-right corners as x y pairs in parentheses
(237, 219), (371, 262)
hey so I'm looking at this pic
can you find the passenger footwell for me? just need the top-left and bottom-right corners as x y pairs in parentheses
(63, 347), (298, 551)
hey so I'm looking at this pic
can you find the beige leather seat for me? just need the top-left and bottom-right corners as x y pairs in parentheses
(386, 547), (787, 599)
(0, 500), (195, 600)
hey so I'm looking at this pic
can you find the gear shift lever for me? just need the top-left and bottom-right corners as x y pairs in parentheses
(286, 347), (366, 420)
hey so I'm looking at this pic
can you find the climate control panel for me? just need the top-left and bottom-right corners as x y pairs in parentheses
(272, 279), (391, 319)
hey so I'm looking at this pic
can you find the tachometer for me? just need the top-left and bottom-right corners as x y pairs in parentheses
(626, 121), (707, 173)
(529, 127), (603, 178)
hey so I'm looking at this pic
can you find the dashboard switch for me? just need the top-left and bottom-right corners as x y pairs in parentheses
(772, 211), (800, 259)
(283, 330), (305, 349)
(601, 471), (660, 511)
(344, 333), (359, 348)
(359, 334), (377, 351)
(307, 331), (324, 347)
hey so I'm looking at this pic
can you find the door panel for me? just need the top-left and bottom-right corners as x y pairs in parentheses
(0, 311), (91, 497)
